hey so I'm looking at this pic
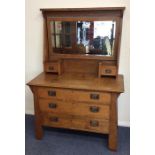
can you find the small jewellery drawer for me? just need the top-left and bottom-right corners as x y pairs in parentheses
(43, 114), (72, 129)
(72, 102), (110, 119)
(99, 63), (117, 77)
(37, 88), (72, 100)
(73, 90), (111, 104)
(72, 117), (109, 133)
(38, 99), (72, 114)
(44, 61), (61, 74)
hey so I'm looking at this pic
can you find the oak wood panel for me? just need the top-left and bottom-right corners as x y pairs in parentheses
(27, 72), (124, 93)
(38, 98), (110, 119)
(43, 113), (109, 134)
(63, 59), (98, 74)
(37, 87), (111, 103)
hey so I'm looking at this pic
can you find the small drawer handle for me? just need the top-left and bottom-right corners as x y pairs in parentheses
(48, 90), (56, 96)
(90, 120), (99, 127)
(49, 103), (57, 109)
(49, 66), (54, 70)
(90, 94), (100, 100)
(50, 117), (59, 122)
(90, 106), (100, 113)
(105, 69), (112, 74)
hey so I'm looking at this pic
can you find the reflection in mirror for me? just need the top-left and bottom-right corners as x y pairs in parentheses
(50, 21), (116, 56)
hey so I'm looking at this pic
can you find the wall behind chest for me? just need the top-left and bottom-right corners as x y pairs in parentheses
(25, 0), (130, 127)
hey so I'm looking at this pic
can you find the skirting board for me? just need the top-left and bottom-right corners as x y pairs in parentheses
(25, 111), (130, 127)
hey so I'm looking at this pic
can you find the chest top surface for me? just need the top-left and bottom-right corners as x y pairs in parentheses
(27, 72), (124, 93)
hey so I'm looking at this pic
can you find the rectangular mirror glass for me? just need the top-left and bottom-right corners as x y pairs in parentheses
(50, 21), (116, 56)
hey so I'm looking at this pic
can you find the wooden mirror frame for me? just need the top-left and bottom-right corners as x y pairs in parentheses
(41, 8), (124, 62)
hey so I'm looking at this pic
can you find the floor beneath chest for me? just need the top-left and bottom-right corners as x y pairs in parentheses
(25, 115), (130, 155)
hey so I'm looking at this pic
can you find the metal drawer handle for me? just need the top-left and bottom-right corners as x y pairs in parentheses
(90, 120), (99, 127)
(105, 69), (112, 74)
(50, 117), (59, 122)
(49, 103), (57, 109)
(48, 90), (56, 96)
(90, 94), (99, 100)
(49, 66), (54, 70)
(90, 106), (100, 113)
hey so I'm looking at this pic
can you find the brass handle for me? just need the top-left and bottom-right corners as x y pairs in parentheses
(49, 66), (54, 70)
(90, 106), (100, 113)
(50, 117), (59, 122)
(48, 90), (56, 96)
(105, 69), (112, 74)
(49, 103), (57, 109)
(90, 120), (99, 127)
(90, 94), (99, 100)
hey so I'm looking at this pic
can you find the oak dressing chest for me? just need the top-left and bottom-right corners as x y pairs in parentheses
(27, 7), (125, 151)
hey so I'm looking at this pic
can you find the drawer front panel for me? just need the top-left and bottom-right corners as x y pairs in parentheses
(72, 103), (110, 119)
(43, 113), (109, 134)
(39, 99), (72, 114)
(99, 65), (117, 76)
(38, 87), (111, 104)
(39, 99), (110, 119)
(72, 91), (111, 104)
(72, 118), (109, 133)
(37, 88), (73, 100)
(45, 62), (59, 73)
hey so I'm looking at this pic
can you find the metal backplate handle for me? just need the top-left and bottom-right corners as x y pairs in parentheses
(105, 69), (112, 74)
(90, 120), (99, 127)
(90, 94), (100, 100)
(49, 66), (54, 70)
(50, 117), (59, 122)
(48, 90), (56, 96)
(90, 106), (100, 112)
(49, 103), (57, 109)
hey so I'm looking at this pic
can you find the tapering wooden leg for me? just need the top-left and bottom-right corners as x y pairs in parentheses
(35, 117), (43, 140)
(30, 86), (44, 140)
(108, 93), (118, 151)
(108, 124), (117, 151)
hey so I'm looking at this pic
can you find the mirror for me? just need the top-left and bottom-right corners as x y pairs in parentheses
(50, 21), (116, 56)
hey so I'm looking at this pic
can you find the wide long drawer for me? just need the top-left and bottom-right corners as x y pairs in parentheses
(39, 99), (110, 119)
(43, 113), (109, 134)
(37, 87), (111, 104)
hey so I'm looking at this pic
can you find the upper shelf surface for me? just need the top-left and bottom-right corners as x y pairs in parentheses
(27, 72), (124, 93)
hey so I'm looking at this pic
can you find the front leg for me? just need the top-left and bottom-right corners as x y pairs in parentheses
(108, 93), (118, 151)
(30, 86), (44, 140)
(35, 116), (43, 139)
